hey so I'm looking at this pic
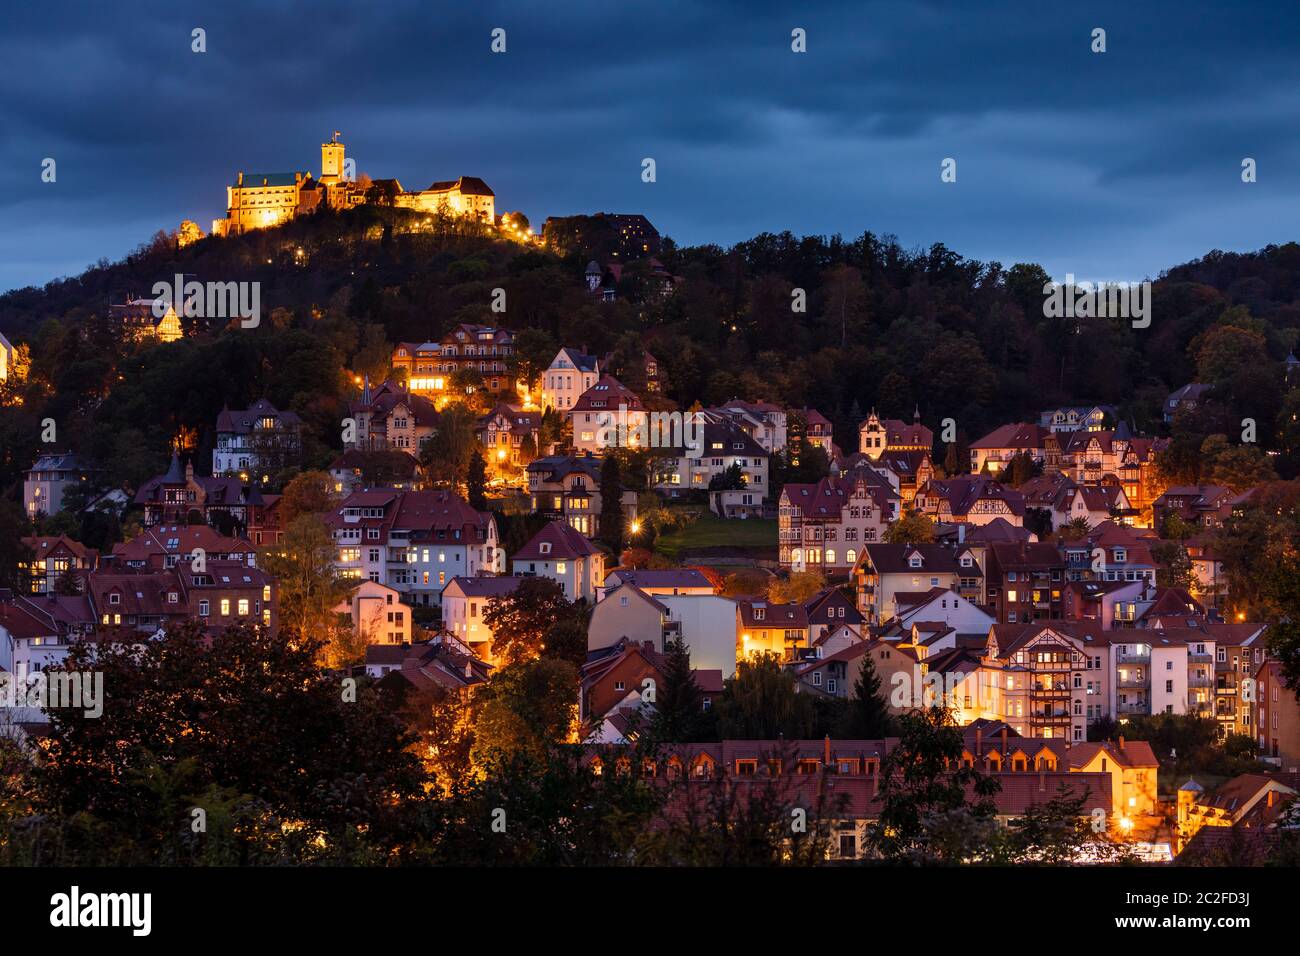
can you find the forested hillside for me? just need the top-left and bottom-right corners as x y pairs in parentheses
(3, 203), (1299, 496)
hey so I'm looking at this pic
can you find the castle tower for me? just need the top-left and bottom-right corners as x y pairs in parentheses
(320, 131), (346, 183)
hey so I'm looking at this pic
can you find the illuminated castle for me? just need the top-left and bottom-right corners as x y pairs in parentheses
(211, 133), (494, 237)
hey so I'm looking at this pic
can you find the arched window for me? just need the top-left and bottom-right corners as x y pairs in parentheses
(846, 549), (857, 565)
(826, 549), (836, 565)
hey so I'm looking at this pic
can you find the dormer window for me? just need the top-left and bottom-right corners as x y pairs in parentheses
(909, 556), (922, 568)
(109, 592), (121, 605)
(540, 542), (552, 555)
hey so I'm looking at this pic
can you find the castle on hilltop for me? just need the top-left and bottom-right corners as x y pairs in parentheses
(210, 133), (495, 238)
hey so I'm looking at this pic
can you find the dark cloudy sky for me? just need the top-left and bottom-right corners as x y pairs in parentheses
(2, 0), (1299, 294)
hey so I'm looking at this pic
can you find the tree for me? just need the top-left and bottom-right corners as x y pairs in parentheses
(883, 510), (934, 544)
(708, 462), (745, 491)
(1059, 516), (1092, 541)
(471, 658), (579, 768)
(483, 577), (578, 666)
(649, 638), (709, 743)
(598, 453), (626, 553)
(0, 501), (34, 593)
(767, 571), (826, 605)
(36, 619), (422, 860)
(420, 401), (479, 490)
(258, 514), (354, 666)
(279, 470), (336, 523)
(1004, 784), (1129, 864)
(1152, 540), (1194, 591)
(714, 654), (815, 739)
(508, 327), (557, 395)
(466, 450), (488, 511)
(869, 706), (1000, 862)
(838, 653), (892, 738)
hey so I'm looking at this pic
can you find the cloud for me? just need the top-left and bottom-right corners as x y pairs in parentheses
(2, 0), (1299, 292)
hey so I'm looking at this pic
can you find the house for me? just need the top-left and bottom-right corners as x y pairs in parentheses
(1061, 520), (1158, 587)
(85, 563), (277, 636)
(886, 585), (993, 637)
(587, 585), (739, 678)
(706, 399), (788, 453)
(0, 592), (94, 679)
(858, 409), (932, 460)
(107, 296), (183, 342)
(20, 536), (99, 594)
(1176, 771), (1300, 856)
(984, 541), (1068, 624)
(439, 576), (524, 663)
(708, 487), (765, 519)
(568, 375), (647, 454)
(476, 403), (542, 471)
(367, 637), (492, 697)
(527, 453), (637, 537)
(580, 636), (722, 725)
(107, 525), (256, 571)
(1256, 660), (1300, 768)
(540, 348), (600, 412)
(601, 568), (715, 599)
(793, 407), (834, 455)
(982, 622), (1111, 742)
(969, 423), (1050, 475)
(803, 588), (863, 643)
(652, 417), (769, 498)
(511, 520), (604, 604)
(133, 455), (256, 529)
(736, 600), (810, 660)
(327, 448), (420, 494)
(1164, 383), (1212, 424)
(861, 449), (934, 506)
(915, 476), (1025, 527)
(1021, 474), (1131, 530)
(853, 544), (963, 626)
(1068, 738), (1160, 818)
(795, 641), (868, 698)
(392, 324), (517, 400)
(778, 475), (892, 575)
(1039, 405), (1116, 433)
(325, 489), (503, 606)
(1152, 485), (1237, 529)
(23, 452), (93, 519)
(346, 380), (439, 453)
(333, 580), (411, 646)
(212, 399), (302, 477)
(0, 330), (14, 382)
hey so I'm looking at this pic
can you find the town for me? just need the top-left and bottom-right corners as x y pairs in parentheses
(1, 130), (1299, 870)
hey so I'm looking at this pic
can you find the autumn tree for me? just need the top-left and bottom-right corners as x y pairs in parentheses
(883, 510), (935, 544)
(483, 576), (581, 666)
(258, 514), (355, 666)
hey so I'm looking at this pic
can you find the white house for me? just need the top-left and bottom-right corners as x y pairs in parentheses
(511, 520), (604, 604)
(440, 576), (524, 664)
(326, 490), (504, 607)
(333, 580), (411, 646)
(540, 348), (600, 413)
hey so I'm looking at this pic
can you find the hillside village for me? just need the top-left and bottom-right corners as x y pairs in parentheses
(2, 137), (1300, 865)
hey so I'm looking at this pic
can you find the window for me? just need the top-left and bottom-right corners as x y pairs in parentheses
(220, 599), (231, 616)
(237, 599), (249, 616)
(199, 600), (210, 617)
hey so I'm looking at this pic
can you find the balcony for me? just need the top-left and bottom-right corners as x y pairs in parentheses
(1115, 650), (1150, 664)
(1117, 701), (1149, 715)
(1031, 684), (1071, 697)
(1116, 673), (1148, 688)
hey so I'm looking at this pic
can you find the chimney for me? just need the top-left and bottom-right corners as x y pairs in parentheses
(1118, 735), (1125, 752)
(1039, 767), (1046, 791)
(1268, 789), (1276, 808)
(1001, 727), (1008, 756)
(975, 727), (983, 756)
(824, 735), (831, 768)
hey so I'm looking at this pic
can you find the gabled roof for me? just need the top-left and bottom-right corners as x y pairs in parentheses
(970, 423), (1050, 450)
(570, 374), (644, 413)
(605, 568), (712, 591)
(442, 575), (524, 599)
(513, 521), (601, 562)
(737, 600), (808, 629)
